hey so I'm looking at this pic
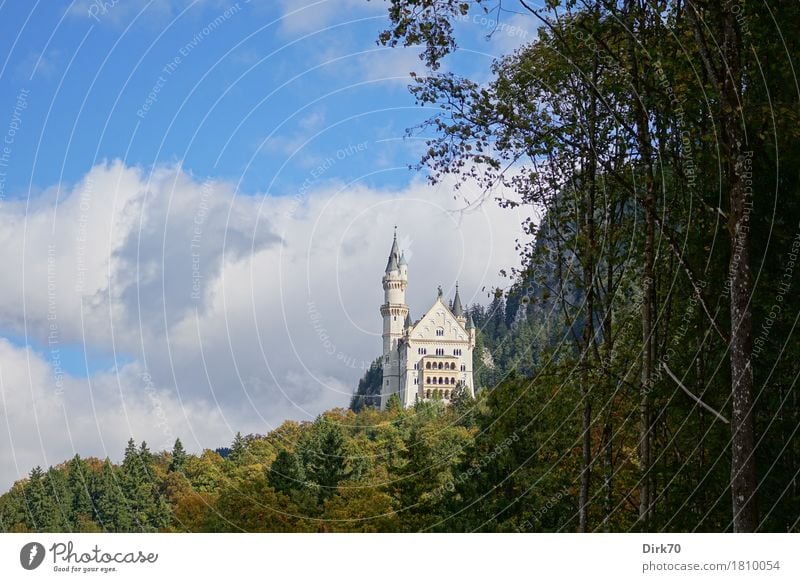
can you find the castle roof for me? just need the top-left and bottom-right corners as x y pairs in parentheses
(451, 283), (464, 318)
(385, 230), (400, 272)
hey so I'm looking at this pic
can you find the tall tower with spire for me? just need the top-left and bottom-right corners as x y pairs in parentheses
(380, 228), (409, 404)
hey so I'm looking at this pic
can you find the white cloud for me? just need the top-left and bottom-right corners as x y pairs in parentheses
(273, 0), (384, 36)
(0, 160), (526, 489)
(354, 47), (424, 85)
(67, 0), (208, 27)
(0, 338), (230, 490)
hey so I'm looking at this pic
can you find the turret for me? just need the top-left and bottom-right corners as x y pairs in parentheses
(399, 251), (408, 281)
(466, 314), (476, 348)
(451, 283), (466, 324)
(380, 229), (409, 408)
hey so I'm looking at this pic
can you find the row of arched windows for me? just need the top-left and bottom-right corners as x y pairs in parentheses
(425, 376), (456, 385)
(425, 361), (456, 370)
(425, 389), (452, 400)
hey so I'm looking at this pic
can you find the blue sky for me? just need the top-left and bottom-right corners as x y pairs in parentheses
(0, 0), (536, 484)
(0, 1), (531, 198)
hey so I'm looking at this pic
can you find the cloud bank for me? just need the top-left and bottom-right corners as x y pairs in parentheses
(0, 160), (525, 488)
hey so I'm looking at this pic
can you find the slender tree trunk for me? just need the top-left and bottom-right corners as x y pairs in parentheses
(578, 12), (601, 531)
(579, 181), (595, 532)
(639, 196), (655, 529)
(727, 133), (758, 532)
(686, 0), (759, 533)
(602, 194), (616, 532)
(625, 2), (657, 527)
(601, 417), (613, 532)
(720, 5), (758, 534)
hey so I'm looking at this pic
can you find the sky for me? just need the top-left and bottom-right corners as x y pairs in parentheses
(0, 0), (539, 488)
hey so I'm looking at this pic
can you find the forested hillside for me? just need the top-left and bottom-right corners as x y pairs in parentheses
(372, 0), (800, 532)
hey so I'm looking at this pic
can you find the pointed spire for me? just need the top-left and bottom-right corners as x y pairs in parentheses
(399, 252), (407, 267)
(404, 312), (412, 328)
(385, 228), (400, 272)
(452, 282), (464, 317)
(466, 315), (475, 330)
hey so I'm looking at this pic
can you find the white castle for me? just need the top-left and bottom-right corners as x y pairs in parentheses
(380, 231), (476, 408)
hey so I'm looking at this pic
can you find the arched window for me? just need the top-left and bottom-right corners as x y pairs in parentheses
(426, 389), (431, 399)
(436, 328), (444, 337)
(436, 362), (441, 370)
(445, 390), (450, 399)
(425, 362), (431, 369)
(438, 377), (443, 385)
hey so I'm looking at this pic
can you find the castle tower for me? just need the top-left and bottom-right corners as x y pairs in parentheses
(380, 229), (409, 406)
(451, 282), (466, 325)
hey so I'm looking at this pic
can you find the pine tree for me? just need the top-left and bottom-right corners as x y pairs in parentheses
(45, 467), (72, 531)
(24, 466), (55, 531)
(67, 455), (94, 531)
(267, 450), (307, 495)
(384, 393), (402, 413)
(119, 439), (161, 531)
(92, 460), (132, 532)
(301, 417), (351, 502)
(449, 382), (475, 427)
(228, 432), (248, 464)
(169, 439), (187, 473)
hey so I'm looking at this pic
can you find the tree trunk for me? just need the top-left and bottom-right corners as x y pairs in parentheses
(686, 0), (759, 533)
(625, 1), (656, 528)
(720, 5), (758, 534)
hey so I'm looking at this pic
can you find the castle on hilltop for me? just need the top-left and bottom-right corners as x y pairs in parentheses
(380, 231), (476, 408)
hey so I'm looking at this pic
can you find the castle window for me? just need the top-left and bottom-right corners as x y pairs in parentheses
(414, 378), (417, 384)
(454, 348), (461, 356)
(438, 377), (443, 385)
(461, 364), (466, 372)
(426, 389), (431, 399)
(425, 362), (431, 370)
(445, 390), (450, 399)
(436, 328), (444, 337)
